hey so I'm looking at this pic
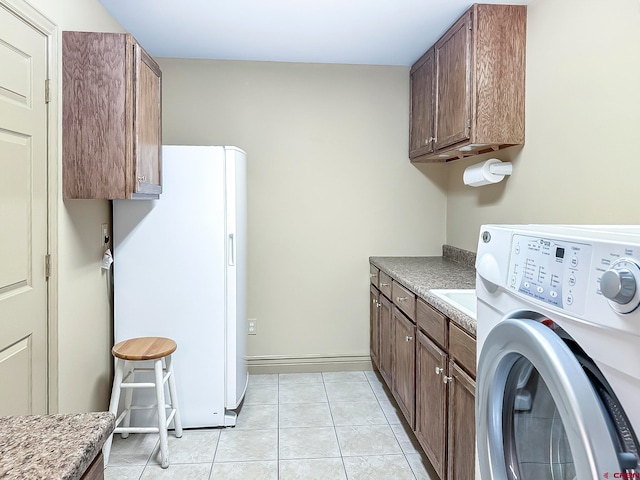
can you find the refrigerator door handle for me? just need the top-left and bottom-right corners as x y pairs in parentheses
(228, 233), (235, 266)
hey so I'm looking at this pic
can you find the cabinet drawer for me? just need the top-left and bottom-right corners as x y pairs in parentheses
(449, 323), (476, 378)
(379, 272), (392, 299)
(416, 298), (447, 349)
(369, 265), (379, 288)
(392, 281), (416, 321)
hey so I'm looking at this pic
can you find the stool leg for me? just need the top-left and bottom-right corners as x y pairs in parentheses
(154, 358), (170, 468)
(165, 354), (183, 438)
(103, 358), (125, 466)
(120, 361), (134, 439)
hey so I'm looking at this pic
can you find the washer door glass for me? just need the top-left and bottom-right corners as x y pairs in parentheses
(477, 318), (627, 480)
(503, 356), (576, 479)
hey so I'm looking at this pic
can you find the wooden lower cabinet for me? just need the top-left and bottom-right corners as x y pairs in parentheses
(81, 451), (104, 480)
(392, 307), (416, 427)
(368, 263), (476, 480)
(447, 361), (476, 480)
(378, 294), (393, 385)
(370, 285), (380, 368)
(415, 331), (448, 479)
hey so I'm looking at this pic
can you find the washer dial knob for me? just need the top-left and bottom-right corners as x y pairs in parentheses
(601, 268), (636, 304)
(601, 259), (640, 313)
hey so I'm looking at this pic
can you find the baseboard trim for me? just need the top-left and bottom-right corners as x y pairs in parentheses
(246, 354), (373, 374)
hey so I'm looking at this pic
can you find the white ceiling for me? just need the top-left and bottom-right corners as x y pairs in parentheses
(97, 0), (529, 66)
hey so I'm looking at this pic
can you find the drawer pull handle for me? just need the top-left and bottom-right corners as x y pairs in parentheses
(396, 296), (407, 302)
(380, 283), (389, 287)
(435, 367), (444, 375)
(405, 335), (413, 342)
(443, 375), (453, 384)
(369, 273), (377, 278)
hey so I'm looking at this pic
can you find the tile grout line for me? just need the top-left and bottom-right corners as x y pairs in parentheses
(322, 372), (348, 479)
(367, 370), (420, 480)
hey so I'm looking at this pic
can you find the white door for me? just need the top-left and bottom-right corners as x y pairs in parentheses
(0, 2), (49, 415)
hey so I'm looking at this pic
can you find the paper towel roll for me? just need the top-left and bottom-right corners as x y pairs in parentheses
(463, 158), (512, 187)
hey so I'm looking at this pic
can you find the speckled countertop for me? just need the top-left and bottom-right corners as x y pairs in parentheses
(370, 246), (477, 335)
(0, 412), (115, 480)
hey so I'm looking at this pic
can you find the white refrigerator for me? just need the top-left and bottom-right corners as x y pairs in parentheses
(113, 145), (248, 428)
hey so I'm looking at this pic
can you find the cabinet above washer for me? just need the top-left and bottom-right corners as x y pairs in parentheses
(409, 4), (527, 163)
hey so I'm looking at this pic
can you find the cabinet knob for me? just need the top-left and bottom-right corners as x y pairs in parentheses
(435, 367), (444, 375)
(137, 175), (146, 182)
(425, 137), (435, 144)
(376, 301), (381, 308)
(396, 296), (407, 302)
(443, 375), (453, 384)
(405, 335), (413, 342)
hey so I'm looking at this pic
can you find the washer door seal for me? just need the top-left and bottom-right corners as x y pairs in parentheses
(477, 318), (623, 480)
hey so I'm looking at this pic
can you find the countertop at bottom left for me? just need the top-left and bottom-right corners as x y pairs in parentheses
(0, 412), (115, 480)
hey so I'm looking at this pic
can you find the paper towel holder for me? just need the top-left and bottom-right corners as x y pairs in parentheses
(463, 158), (512, 187)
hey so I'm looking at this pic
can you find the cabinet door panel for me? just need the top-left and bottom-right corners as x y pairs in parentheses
(134, 45), (162, 196)
(392, 307), (415, 427)
(449, 323), (476, 377)
(416, 298), (447, 349)
(416, 331), (447, 479)
(435, 11), (472, 150)
(369, 265), (379, 288)
(447, 361), (476, 480)
(370, 285), (380, 368)
(62, 32), (128, 199)
(379, 294), (393, 385)
(410, 49), (435, 159)
(392, 281), (416, 321)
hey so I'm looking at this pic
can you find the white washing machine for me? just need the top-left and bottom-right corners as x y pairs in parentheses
(475, 225), (640, 479)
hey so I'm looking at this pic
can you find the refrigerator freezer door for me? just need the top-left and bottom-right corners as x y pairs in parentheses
(224, 146), (248, 410)
(114, 146), (228, 427)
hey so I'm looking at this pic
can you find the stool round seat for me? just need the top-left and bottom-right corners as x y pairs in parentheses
(112, 337), (177, 360)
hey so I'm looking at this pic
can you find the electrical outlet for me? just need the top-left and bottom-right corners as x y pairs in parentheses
(248, 318), (257, 335)
(101, 223), (110, 249)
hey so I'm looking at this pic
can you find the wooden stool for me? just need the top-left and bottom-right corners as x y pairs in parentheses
(102, 337), (183, 468)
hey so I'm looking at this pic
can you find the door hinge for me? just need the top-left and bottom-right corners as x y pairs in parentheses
(45, 79), (50, 104)
(45, 254), (51, 279)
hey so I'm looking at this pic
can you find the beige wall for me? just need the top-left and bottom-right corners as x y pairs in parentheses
(445, 0), (640, 252)
(158, 59), (447, 367)
(25, 0), (123, 412)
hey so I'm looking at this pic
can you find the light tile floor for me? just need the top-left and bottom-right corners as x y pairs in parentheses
(104, 370), (439, 479)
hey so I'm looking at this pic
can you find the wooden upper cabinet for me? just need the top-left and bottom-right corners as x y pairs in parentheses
(62, 31), (162, 199)
(410, 4), (526, 162)
(434, 12), (472, 151)
(409, 48), (435, 158)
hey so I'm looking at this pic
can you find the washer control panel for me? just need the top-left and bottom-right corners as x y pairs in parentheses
(508, 234), (592, 315)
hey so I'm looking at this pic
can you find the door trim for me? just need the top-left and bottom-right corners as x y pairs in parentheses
(0, 0), (59, 413)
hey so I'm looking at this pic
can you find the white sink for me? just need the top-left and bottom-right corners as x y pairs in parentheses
(430, 289), (477, 320)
